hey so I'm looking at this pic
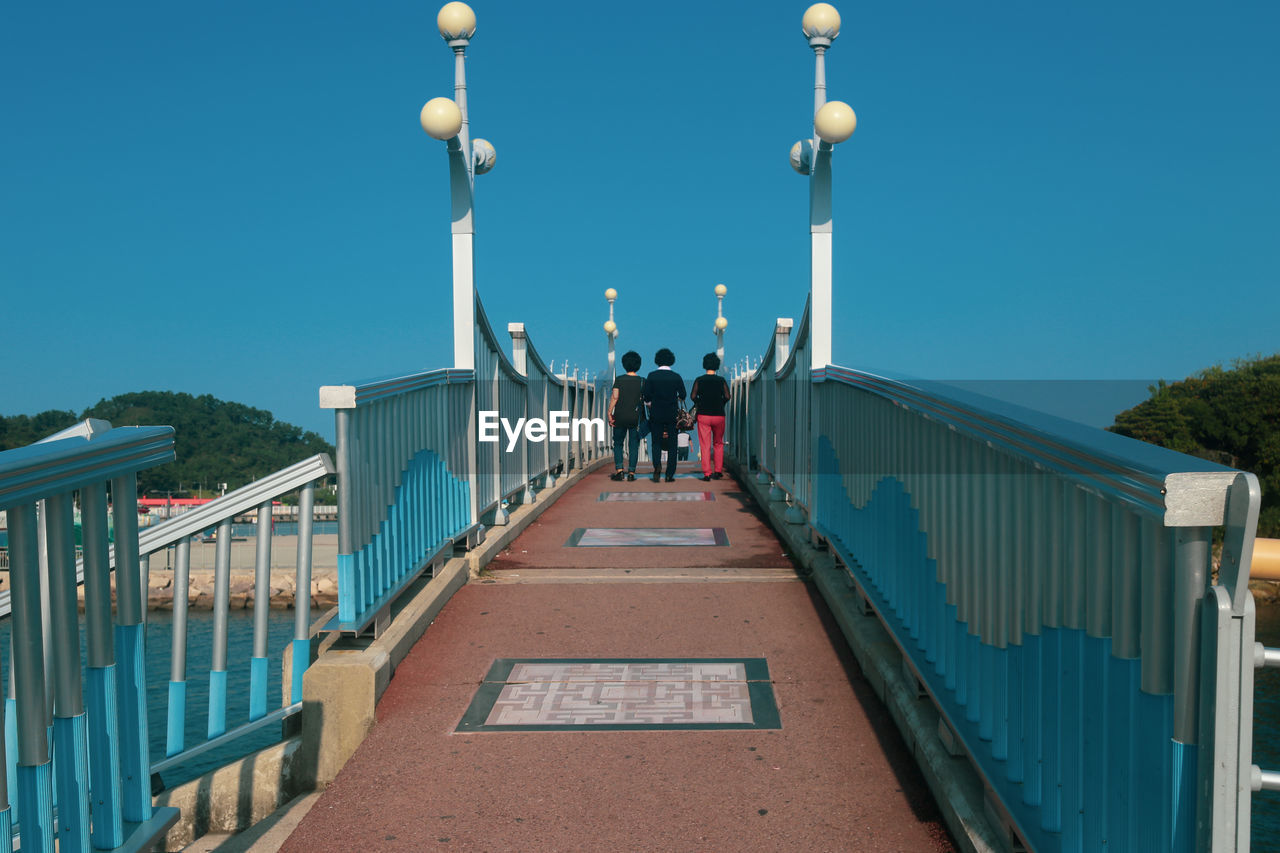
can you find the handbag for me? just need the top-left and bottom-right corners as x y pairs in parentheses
(675, 405), (697, 431)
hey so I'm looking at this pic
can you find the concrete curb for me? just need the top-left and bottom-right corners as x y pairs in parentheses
(299, 455), (610, 792)
(164, 456), (611, 850)
(727, 459), (1004, 853)
(156, 738), (302, 851)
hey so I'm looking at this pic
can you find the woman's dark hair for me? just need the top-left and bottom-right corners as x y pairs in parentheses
(702, 352), (721, 370)
(621, 350), (642, 372)
(654, 348), (676, 367)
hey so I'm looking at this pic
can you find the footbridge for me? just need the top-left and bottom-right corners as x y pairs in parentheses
(0, 3), (1277, 851)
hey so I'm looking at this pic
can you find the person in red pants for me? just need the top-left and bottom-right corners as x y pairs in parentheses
(691, 352), (731, 482)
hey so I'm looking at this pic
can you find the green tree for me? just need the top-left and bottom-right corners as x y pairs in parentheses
(1109, 354), (1280, 537)
(0, 392), (335, 500)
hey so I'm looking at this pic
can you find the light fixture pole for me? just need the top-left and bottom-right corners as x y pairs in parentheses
(791, 3), (855, 370)
(713, 284), (728, 365)
(422, 2), (498, 528)
(422, 2), (497, 372)
(604, 288), (618, 380)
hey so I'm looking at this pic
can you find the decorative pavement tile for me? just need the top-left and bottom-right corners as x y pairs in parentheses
(565, 528), (729, 547)
(457, 658), (781, 732)
(598, 491), (715, 502)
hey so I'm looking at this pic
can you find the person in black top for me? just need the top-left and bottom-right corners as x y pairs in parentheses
(642, 347), (686, 482)
(608, 351), (645, 481)
(691, 352), (731, 481)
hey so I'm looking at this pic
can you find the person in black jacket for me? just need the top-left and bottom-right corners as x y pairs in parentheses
(691, 352), (731, 481)
(608, 350), (645, 481)
(642, 347), (686, 483)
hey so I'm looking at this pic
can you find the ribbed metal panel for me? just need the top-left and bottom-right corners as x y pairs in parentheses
(724, 326), (1259, 852)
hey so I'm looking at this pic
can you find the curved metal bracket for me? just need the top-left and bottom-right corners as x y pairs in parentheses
(1220, 471), (1261, 616)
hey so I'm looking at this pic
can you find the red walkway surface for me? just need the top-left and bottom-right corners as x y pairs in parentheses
(283, 465), (956, 852)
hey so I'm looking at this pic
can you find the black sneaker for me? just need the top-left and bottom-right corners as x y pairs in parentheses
(626, 472), (636, 481)
(665, 476), (675, 483)
(711, 472), (723, 480)
(651, 473), (662, 483)
(700, 475), (712, 482)
(610, 471), (624, 481)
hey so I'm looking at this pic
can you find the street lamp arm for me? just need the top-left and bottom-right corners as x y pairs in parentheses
(446, 136), (476, 234)
(809, 140), (833, 233)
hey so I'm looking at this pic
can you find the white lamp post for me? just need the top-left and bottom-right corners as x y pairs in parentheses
(713, 283), (728, 364)
(423, 2), (497, 371)
(791, 3), (855, 370)
(604, 288), (618, 380)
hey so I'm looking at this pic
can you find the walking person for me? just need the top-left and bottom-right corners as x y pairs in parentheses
(642, 348), (686, 483)
(608, 351), (644, 481)
(692, 352), (730, 482)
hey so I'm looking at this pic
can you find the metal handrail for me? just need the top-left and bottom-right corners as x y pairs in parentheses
(0, 426), (175, 511)
(815, 365), (1238, 522)
(0, 424), (179, 848)
(0, 453), (334, 617)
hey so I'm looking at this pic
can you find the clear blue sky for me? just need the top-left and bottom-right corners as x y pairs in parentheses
(4, 1), (1277, 442)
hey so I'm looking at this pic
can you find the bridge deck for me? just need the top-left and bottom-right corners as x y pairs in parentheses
(283, 464), (955, 851)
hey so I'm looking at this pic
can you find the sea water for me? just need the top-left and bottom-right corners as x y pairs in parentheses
(1, 608), (297, 792)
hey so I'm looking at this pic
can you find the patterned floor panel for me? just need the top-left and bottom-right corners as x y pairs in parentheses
(565, 528), (729, 547)
(597, 491), (715, 502)
(457, 658), (781, 732)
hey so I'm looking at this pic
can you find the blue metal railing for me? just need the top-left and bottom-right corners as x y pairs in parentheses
(0, 426), (180, 852)
(129, 454), (334, 771)
(320, 368), (474, 632)
(321, 290), (609, 635)
(729, 301), (1263, 852)
(0, 434), (332, 849)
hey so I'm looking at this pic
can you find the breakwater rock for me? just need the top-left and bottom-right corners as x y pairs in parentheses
(146, 569), (338, 611)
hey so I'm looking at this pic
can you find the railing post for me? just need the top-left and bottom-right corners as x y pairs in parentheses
(46, 491), (91, 851)
(81, 482), (123, 848)
(486, 340), (508, 526)
(250, 501), (273, 721)
(293, 482), (315, 704)
(111, 472), (153, 823)
(209, 517), (233, 738)
(332, 407), (355, 623)
(168, 537), (191, 756)
(774, 319), (792, 375)
(509, 323), (536, 505)
(8, 504), (54, 849)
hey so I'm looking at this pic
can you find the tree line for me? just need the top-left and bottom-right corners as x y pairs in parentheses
(0, 391), (336, 502)
(1109, 354), (1280, 537)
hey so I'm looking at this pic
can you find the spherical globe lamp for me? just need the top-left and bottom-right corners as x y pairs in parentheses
(815, 101), (857, 143)
(437, 2), (476, 40)
(789, 140), (812, 174)
(715, 284), (727, 297)
(605, 288), (618, 300)
(801, 3), (841, 40)
(472, 138), (496, 174)
(604, 320), (617, 335)
(420, 98), (463, 140)
(715, 317), (729, 331)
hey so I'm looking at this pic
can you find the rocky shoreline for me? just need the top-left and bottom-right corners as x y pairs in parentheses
(145, 569), (339, 611)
